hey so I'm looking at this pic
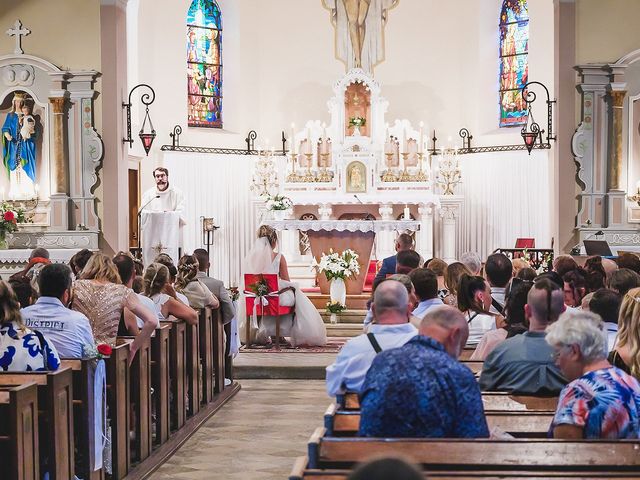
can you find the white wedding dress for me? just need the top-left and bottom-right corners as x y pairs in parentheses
(241, 238), (327, 347)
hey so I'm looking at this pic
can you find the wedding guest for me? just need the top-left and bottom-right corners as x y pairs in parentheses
(581, 292), (595, 311)
(584, 256), (607, 292)
(143, 262), (198, 325)
(457, 275), (499, 345)
(359, 306), (489, 438)
(395, 250), (421, 275)
(442, 261), (472, 307)
(70, 248), (93, 277)
(326, 280), (417, 396)
(409, 268), (443, 320)
(471, 280), (531, 360)
(154, 253), (189, 305)
(609, 268), (640, 296)
(175, 254), (219, 309)
(609, 287), (640, 378)
(479, 278), (567, 395)
(588, 288), (621, 352)
(0, 281), (60, 371)
(425, 258), (448, 299)
(602, 258), (619, 282)
(547, 311), (640, 439)
(512, 258), (531, 277)
(516, 267), (537, 281)
(113, 252), (157, 331)
(8, 275), (34, 308)
(460, 252), (482, 276)
(554, 255), (578, 278)
(617, 253), (640, 274)
(72, 253), (158, 363)
(485, 253), (512, 314)
(9, 247), (50, 281)
(363, 274), (419, 330)
(563, 268), (587, 308)
(22, 264), (95, 359)
(374, 233), (414, 283)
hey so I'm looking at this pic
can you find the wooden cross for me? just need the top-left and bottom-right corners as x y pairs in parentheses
(6, 20), (30, 55)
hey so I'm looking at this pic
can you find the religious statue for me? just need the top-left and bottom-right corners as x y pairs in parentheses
(2, 92), (37, 184)
(346, 161), (366, 193)
(323, 0), (399, 73)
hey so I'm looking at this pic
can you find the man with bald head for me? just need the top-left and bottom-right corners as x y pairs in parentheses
(479, 278), (567, 394)
(326, 280), (417, 396)
(359, 305), (489, 438)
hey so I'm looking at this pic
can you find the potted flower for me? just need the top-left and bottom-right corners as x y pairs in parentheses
(312, 248), (360, 306)
(348, 116), (366, 136)
(326, 300), (346, 325)
(265, 194), (293, 221)
(0, 203), (30, 250)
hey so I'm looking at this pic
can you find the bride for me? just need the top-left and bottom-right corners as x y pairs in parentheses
(242, 225), (327, 347)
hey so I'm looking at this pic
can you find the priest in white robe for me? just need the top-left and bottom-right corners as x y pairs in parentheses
(140, 167), (186, 264)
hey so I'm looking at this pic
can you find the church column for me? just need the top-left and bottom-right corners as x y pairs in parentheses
(377, 203), (394, 260)
(49, 97), (68, 195)
(417, 204), (434, 260)
(438, 205), (459, 265)
(608, 89), (626, 192)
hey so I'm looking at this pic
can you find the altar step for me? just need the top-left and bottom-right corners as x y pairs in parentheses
(308, 293), (370, 310)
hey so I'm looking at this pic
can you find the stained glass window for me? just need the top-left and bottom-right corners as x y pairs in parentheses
(499, 0), (529, 127)
(187, 0), (222, 128)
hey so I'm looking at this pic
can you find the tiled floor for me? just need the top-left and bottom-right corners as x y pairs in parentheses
(150, 379), (330, 480)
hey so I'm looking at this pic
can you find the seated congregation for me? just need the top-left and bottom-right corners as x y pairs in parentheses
(313, 251), (640, 478)
(0, 246), (236, 479)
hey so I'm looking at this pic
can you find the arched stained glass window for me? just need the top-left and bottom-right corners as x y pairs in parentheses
(187, 0), (222, 128)
(499, 0), (529, 127)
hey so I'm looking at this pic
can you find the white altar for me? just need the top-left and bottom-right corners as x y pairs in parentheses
(253, 69), (464, 286)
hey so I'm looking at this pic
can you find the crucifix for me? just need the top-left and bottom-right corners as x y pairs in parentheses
(6, 20), (30, 55)
(152, 241), (168, 256)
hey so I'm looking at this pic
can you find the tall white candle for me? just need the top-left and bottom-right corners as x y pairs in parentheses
(322, 122), (327, 140)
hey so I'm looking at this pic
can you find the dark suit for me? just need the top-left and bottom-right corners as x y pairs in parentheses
(197, 271), (236, 379)
(374, 255), (397, 284)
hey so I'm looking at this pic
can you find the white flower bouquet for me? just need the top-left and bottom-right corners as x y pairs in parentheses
(312, 248), (360, 281)
(265, 194), (293, 211)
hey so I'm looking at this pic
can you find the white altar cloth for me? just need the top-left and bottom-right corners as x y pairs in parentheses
(285, 192), (440, 207)
(265, 219), (421, 233)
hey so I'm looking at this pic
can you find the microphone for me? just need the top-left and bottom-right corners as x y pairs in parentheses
(570, 230), (604, 255)
(138, 195), (160, 215)
(353, 194), (363, 204)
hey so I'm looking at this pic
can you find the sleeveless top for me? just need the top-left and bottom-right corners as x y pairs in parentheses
(609, 350), (632, 376)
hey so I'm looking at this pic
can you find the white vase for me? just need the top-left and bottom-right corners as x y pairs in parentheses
(329, 277), (347, 306)
(272, 210), (286, 221)
(330, 313), (338, 325)
(352, 125), (361, 137)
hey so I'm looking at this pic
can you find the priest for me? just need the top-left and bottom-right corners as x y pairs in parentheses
(140, 167), (186, 263)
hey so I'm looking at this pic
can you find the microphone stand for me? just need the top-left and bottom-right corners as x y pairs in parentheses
(136, 195), (160, 259)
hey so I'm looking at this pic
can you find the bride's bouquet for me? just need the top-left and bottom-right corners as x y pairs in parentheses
(312, 248), (360, 281)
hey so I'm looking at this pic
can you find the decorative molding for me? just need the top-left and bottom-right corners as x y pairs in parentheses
(438, 205), (460, 221)
(572, 122), (589, 192)
(1, 64), (34, 87)
(8, 231), (98, 249)
(265, 219), (420, 233)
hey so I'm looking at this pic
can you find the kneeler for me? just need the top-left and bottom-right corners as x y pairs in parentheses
(243, 273), (295, 350)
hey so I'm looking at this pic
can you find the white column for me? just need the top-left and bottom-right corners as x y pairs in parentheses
(377, 203), (394, 260)
(439, 204), (460, 264)
(417, 203), (434, 260)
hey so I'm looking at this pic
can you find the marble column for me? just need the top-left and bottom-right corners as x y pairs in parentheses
(49, 97), (68, 195)
(439, 205), (459, 264)
(417, 204), (434, 260)
(608, 90), (627, 191)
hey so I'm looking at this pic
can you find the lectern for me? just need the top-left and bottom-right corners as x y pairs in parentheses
(140, 211), (180, 264)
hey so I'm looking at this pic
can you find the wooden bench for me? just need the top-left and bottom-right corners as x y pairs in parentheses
(151, 323), (172, 446)
(0, 367), (74, 480)
(459, 346), (475, 361)
(323, 403), (553, 437)
(106, 340), (131, 479)
(185, 319), (201, 416)
(0, 382), (39, 480)
(128, 336), (152, 464)
(305, 427), (640, 471)
(337, 391), (558, 412)
(162, 319), (187, 431)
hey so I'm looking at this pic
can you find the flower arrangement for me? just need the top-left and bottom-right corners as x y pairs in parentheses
(312, 248), (360, 281)
(82, 343), (113, 359)
(326, 300), (346, 314)
(0, 203), (30, 235)
(247, 275), (270, 297)
(227, 286), (239, 302)
(265, 194), (293, 211)
(349, 116), (366, 128)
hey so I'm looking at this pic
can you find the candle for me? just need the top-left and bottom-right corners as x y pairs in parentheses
(0, 187), (4, 201)
(322, 122), (327, 140)
(290, 123), (296, 154)
(404, 205), (410, 220)
(306, 128), (312, 154)
(419, 121), (424, 154)
(400, 127), (406, 154)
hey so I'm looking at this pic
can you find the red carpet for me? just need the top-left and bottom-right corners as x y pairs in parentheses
(239, 337), (348, 354)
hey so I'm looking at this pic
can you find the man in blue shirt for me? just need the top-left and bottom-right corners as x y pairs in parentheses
(373, 233), (414, 283)
(359, 305), (489, 438)
(409, 268), (443, 319)
(22, 263), (95, 358)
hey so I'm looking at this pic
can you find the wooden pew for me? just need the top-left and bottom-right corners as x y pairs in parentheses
(186, 317), (201, 416)
(211, 308), (226, 394)
(459, 346), (475, 361)
(105, 340), (131, 479)
(128, 336), (152, 464)
(323, 403), (553, 437)
(290, 455), (640, 480)
(0, 368), (74, 480)
(305, 427), (640, 471)
(199, 308), (214, 404)
(337, 391), (558, 412)
(151, 323), (172, 446)
(0, 382), (39, 480)
(162, 319), (187, 430)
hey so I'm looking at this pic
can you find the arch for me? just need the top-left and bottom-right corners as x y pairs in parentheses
(498, 0), (529, 127)
(187, 0), (222, 128)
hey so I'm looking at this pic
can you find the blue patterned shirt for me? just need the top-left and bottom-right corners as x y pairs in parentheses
(0, 320), (60, 371)
(359, 335), (489, 438)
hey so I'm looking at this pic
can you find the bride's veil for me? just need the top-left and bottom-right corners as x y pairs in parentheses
(242, 236), (273, 274)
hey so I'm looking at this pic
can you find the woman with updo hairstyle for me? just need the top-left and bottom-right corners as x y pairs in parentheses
(443, 262), (472, 307)
(143, 262), (198, 325)
(176, 254), (219, 309)
(72, 253), (158, 361)
(0, 281), (60, 371)
(457, 274), (501, 345)
(241, 224), (327, 346)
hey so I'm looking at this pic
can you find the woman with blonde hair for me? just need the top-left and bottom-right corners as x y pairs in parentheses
(609, 287), (640, 379)
(442, 262), (472, 307)
(72, 253), (158, 362)
(242, 225), (326, 346)
(175, 254), (219, 309)
(0, 281), (60, 371)
(144, 262), (198, 325)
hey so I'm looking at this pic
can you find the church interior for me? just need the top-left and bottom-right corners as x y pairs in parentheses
(3, 0), (640, 479)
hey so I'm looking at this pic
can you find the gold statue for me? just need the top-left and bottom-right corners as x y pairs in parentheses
(343, 0), (370, 69)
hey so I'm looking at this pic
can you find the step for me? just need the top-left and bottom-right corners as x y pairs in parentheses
(325, 323), (363, 337)
(320, 310), (367, 324)
(307, 293), (370, 310)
